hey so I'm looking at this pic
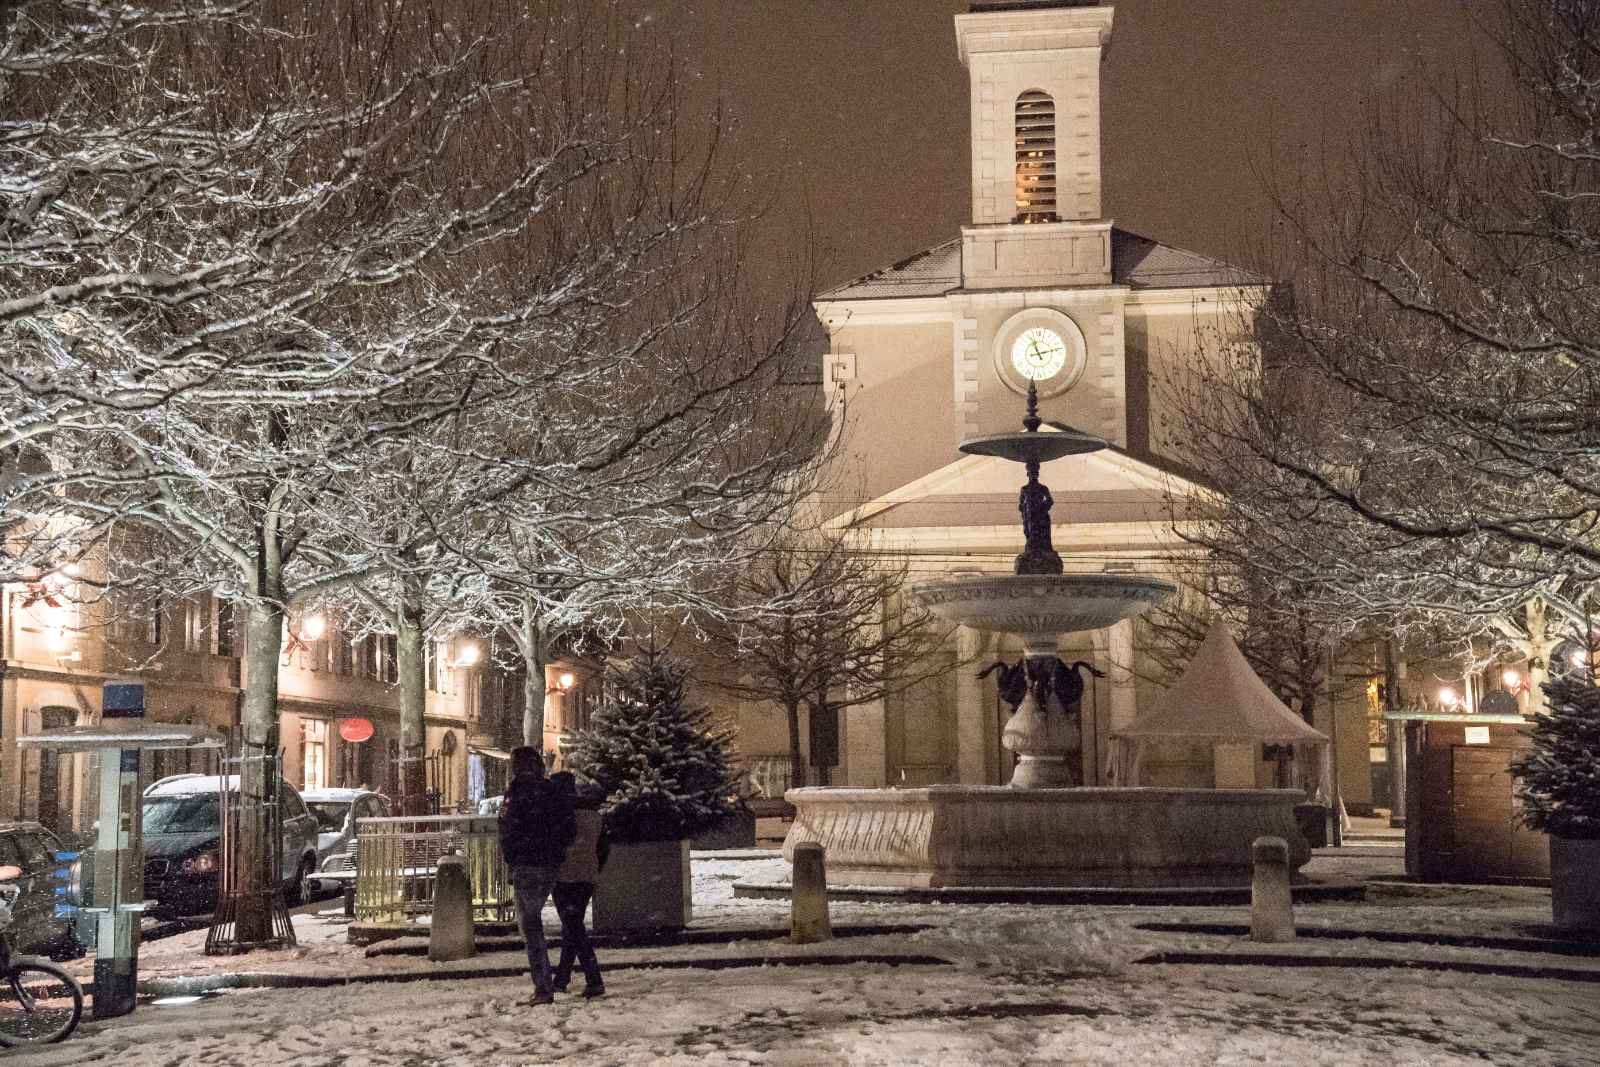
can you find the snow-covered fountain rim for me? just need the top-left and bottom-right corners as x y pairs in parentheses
(784, 786), (1307, 803)
(912, 573), (1178, 598)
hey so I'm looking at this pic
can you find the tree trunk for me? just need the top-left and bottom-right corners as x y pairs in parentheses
(785, 699), (807, 789)
(236, 596), (284, 945)
(519, 599), (550, 751)
(395, 593), (429, 815)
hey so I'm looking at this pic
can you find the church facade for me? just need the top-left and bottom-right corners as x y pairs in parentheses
(737, 1), (1340, 795)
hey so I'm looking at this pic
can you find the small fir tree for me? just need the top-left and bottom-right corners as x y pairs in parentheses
(1513, 673), (1600, 840)
(569, 645), (739, 843)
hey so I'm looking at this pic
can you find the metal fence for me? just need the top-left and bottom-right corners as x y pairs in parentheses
(351, 815), (513, 928)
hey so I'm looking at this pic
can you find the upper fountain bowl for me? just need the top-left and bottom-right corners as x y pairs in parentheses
(959, 428), (1107, 466)
(913, 573), (1176, 642)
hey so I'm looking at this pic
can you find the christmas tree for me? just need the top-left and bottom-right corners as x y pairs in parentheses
(1513, 672), (1600, 840)
(568, 645), (739, 843)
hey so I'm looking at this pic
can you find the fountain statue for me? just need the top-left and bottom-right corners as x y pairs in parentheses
(778, 384), (1314, 889)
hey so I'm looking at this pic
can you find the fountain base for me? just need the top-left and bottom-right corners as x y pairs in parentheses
(783, 785), (1311, 888)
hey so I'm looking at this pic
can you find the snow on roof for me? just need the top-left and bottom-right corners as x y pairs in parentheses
(1113, 621), (1328, 744)
(818, 229), (1262, 301)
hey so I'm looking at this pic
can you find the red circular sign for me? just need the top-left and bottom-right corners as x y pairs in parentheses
(338, 717), (374, 743)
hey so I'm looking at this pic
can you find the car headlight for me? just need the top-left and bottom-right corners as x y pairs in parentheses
(181, 851), (219, 875)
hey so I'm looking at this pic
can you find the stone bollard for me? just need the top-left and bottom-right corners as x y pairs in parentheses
(429, 854), (476, 962)
(1250, 836), (1295, 943)
(790, 842), (832, 944)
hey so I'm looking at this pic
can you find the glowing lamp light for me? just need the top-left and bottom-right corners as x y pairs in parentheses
(1438, 687), (1459, 708)
(1502, 670), (1521, 690)
(557, 672), (576, 691)
(299, 615), (327, 641)
(454, 642), (481, 668)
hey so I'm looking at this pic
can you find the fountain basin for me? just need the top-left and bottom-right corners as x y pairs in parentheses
(783, 786), (1310, 888)
(913, 574), (1176, 647)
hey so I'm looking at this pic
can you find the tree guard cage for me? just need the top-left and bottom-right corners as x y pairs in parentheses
(205, 746), (295, 955)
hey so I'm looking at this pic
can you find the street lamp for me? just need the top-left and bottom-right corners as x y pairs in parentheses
(1502, 669), (1522, 691)
(1438, 687), (1459, 709)
(450, 642), (480, 669)
(557, 671), (576, 691)
(299, 614), (327, 641)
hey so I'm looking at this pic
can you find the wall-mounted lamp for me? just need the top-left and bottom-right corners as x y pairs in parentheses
(1438, 687), (1459, 708)
(1502, 669), (1523, 691)
(299, 615), (327, 641)
(449, 642), (481, 670)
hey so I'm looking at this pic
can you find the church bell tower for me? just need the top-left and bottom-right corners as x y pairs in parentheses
(955, 1), (1115, 290)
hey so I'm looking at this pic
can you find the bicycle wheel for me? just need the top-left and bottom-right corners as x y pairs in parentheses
(0, 961), (83, 1045)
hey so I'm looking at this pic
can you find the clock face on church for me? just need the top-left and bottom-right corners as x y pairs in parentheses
(1010, 327), (1068, 382)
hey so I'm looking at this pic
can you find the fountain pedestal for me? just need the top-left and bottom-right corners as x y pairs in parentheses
(1001, 635), (1081, 788)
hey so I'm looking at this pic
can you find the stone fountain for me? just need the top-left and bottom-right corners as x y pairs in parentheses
(912, 382), (1174, 788)
(780, 385), (1313, 889)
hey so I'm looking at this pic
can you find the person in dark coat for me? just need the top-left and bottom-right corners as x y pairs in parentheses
(499, 746), (575, 1004)
(549, 772), (607, 998)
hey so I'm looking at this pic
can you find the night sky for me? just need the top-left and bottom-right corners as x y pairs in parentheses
(639, 0), (1479, 289)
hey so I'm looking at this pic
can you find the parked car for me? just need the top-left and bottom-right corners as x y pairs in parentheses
(0, 821), (84, 960)
(141, 775), (320, 917)
(298, 788), (391, 894)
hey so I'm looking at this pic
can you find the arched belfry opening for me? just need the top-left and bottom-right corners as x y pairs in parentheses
(1014, 90), (1058, 223)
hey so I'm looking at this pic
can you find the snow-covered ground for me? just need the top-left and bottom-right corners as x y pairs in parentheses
(16, 852), (1596, 1066)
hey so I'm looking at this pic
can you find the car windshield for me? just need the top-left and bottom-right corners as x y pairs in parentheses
(307, 802), (350, 833)
(142, 795), (220, 834)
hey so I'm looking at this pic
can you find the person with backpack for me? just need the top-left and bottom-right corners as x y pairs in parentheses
(498, 746), (575, 1005)
(549, 772), (607, 998)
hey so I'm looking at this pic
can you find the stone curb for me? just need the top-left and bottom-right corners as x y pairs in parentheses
(731, 881), (1367, 905)
(1135, 921), (1600, 958)
(116, 952), (951, 1000)
(363, 922), (934, 958)
(1135, 950), (1600, 984)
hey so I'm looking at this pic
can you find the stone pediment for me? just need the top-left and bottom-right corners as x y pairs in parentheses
(825, 434), (1197, 533)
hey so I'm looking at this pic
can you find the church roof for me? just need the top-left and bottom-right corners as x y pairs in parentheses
(818, 229), (1262, 301)
(1112, 621), (1329, 745)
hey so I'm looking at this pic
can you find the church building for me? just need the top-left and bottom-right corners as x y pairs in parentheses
(739, 0), (1315, 794)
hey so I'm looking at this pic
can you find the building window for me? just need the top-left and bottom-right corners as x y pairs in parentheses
(1014, 90), (1057, 223)
(381, 635), (398, 683)
(184, 599), (206, 653)
(145, 593), (164, 646)
(333, 631), (353, 676)
(214, 598), (235, 658)
(425, 641), (439, 692)
(303, 719), (328, 790)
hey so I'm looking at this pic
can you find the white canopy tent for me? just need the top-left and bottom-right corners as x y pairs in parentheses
(1111, 621), (1329, 789)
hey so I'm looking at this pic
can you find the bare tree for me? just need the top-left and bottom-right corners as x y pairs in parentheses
(1171, 0), (1600, 636)
(705, 530), (956, 788)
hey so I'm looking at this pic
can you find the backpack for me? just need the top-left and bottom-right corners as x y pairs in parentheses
(498, 774), (577, 867)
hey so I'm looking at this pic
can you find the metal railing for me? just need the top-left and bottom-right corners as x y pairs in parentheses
(351, 815), (513, 928)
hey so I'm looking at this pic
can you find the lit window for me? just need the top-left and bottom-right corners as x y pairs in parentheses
(1014, 90), (1057, 223)
(303, 719), (328, 789)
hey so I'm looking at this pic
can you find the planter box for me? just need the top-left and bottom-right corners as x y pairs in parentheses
(593, 839), (690, 932)
(1551, 835), (1600, 933)
(691, 810), (757, 851)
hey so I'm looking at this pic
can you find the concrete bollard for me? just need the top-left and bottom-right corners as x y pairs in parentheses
(1250, 836), (1295, 943)
(790, 842), (833, 944)
(429, 854), (476, 962)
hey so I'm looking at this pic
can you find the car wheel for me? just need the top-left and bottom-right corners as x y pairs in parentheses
(286, 857), (313, 906)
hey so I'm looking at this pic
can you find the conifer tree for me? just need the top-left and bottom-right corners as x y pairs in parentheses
(569, 646), (738, 843)
(1514, 672), (1600, 840)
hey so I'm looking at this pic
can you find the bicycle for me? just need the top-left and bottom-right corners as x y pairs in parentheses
(0, 866), (83, 1046)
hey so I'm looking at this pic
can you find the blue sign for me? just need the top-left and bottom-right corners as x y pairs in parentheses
(102, 682), (146, 719)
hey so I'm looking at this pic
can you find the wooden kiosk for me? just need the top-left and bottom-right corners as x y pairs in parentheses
(1385, 709), (1547, 884)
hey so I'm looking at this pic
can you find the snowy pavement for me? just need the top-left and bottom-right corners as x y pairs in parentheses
(16, 852), (1598, 1065)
